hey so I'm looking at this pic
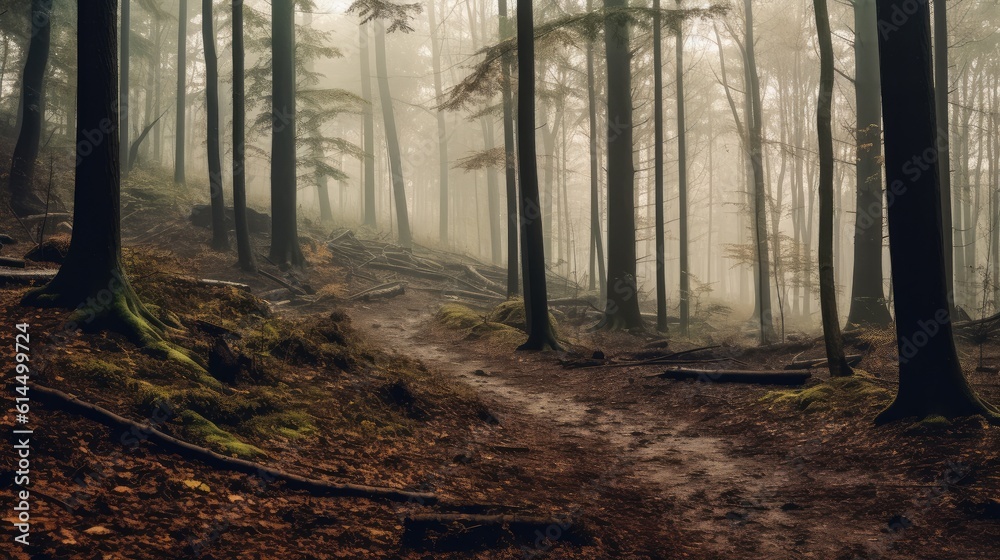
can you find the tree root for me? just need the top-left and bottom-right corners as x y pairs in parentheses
(30, 383), (440, 504)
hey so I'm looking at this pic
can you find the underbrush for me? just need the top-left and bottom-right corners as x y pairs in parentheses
(15, 254), (484, 461)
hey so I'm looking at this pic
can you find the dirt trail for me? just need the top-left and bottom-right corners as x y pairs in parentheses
(349, 294), (899, 559)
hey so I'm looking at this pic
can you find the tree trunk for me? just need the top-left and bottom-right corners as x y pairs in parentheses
(7, 0), (52, 217)
(499, 0), (519, 297)
(373, 20), (412, 250)
(360, 22), (376, 227)
(744, 0), (776, 343)
(174, 0), (186, 184)
(874, 0), (998, 424)
(21, 0), (195, 365)
(586, 4), (607, 300)
(202, 0), (228, 251)
(516, 0), (558, 350)
(601, 0), (643, 331)
(427, 0), (449, 246)
(676, 0), (690, 335)
(231, 0), (255, 272)
(814, 0), (852, 378)
(933, 0), (955, 312)
(119, 0), (130, 179)
(846, 0), (891, 328)
(653, 0), (667, 333)
(268, 0), (304, 267)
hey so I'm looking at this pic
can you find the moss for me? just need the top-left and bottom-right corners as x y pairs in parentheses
(178, 410), (265, 458)
(762, 373), (892, 413)
(75, 358), (130, 388)
(435, 303), (484, 330)
(487, 299), (558, 336)
(245, 411), (317, 440)
(468, 322), (525, 346)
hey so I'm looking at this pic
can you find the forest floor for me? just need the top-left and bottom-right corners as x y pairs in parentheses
(0, 174), (998, 559)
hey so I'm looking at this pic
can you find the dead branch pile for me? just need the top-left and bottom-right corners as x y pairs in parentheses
(326, 230), (589, 305)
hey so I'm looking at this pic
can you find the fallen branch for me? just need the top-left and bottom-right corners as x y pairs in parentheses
(0, 257), (26, 268)
(0, 269), (58, 284)
(654, 367), (812, 385)
(784, 354), (863, 370)
(349, 282), (406, 301)
(259, 269), (307, 296)
(30, 383), (438, 504)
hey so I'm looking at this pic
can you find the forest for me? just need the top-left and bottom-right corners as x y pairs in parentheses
(0, 0), (998, 558)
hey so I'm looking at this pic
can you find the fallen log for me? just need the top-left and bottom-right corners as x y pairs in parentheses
(402, 513), (586, 550)
(784, 354), (863, 370)
(0, 269), (58, 284)
(29, 383), (438, 504)
(0, 257), (26, 268)
(18, 212), (72, 224)
(655, 367), (812, 385)
(259, 269), (308, 296)
(349, 282), (406, 301)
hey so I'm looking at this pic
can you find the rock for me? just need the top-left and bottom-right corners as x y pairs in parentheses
(0, 234), (16, 245)
(592, 350), (605, 360)
(24, 235), (71, 264)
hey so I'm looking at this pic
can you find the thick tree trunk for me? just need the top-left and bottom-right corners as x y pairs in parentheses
(268, 0), (304, 267)
(373, 20), (412, 250)
(676, 0), (690, 335)
(485, 119), (502, 265)
(602, 0), (643, 331)
(202, 0), (228, 251)
(499, 0), (519, 297)
(21, 0), (194, 364)
(846, 0), (891, 328)
(119, 0), (130, 179)
(360, 22), (376, 227)
(231, 0), (255, 272)
(516, 0), (558, 350)
(174, 0), (187, 184)
(7, 0), (52, 217)
(874, 0), (997, 424)
(427, 0), (449, 246)
(814, 0), (852, 378)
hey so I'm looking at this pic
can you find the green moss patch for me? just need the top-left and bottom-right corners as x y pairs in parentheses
(761, 372), (892, 414)
(178, 410), (265, 459)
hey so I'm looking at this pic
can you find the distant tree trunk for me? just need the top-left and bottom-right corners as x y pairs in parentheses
(174, 0), (187, 184)
(231, 0), (255, 272)
(846, 0), (891, 328)
(516, 0), (558, 350)
(202, 0), (228, 251)
(874, 0), (998, 424)
(485, 119), (502, 265)
(120, 0), (130, 178)
(652, 0), (667, 332)
(359, 22), (376, 227)
(743, 0), (776, 343)
(7, 0), (52, 217)
(152, 12), (163, 162)
(22, 0), (196, 365)
(675, 0), (690, 335)
(585, 2), (607, 299)
(427, 0), (449, 245)
(601, 0), (643, 331)
(814, 0), (852, 378)
(499, 0), (519, 297)
(933, 0), (954, 311)
(373, 19), (412, 250)
(269, 0), (304, 267)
